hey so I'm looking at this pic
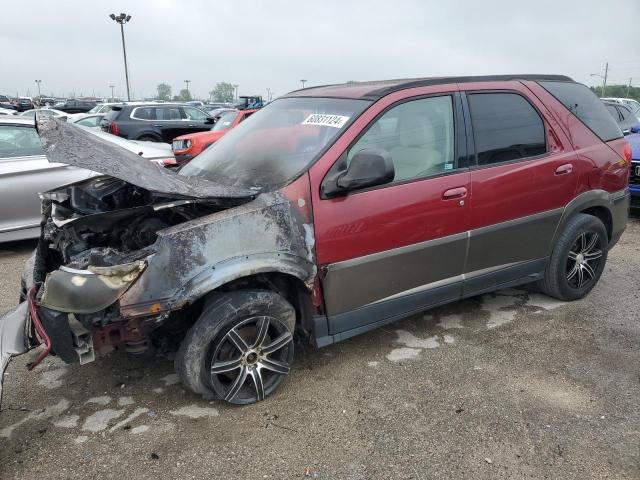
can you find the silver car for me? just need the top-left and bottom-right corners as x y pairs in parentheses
(0, 118), (176, 242)
(0, 118), (91, 241)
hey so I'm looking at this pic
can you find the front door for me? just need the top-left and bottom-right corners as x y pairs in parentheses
(312, 93), (471, 335)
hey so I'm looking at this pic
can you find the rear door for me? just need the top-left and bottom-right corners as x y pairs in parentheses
(312, 91), (472, 334)
(182, 106), (212, 135)
(154, 106), (189, 142)
(461, 84), (578, 294)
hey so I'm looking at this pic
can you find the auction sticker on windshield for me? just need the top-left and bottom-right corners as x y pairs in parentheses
(302, 114), (350, 128)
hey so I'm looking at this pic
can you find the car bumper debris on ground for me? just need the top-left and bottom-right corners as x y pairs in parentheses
(0, 219), (638, 479)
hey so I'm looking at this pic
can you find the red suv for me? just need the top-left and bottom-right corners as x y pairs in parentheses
(171, 108), (258, 163)
(4, 75), (631, 405)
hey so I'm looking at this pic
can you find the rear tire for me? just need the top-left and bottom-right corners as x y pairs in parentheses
(175, 290), (296, 404)
(538, 214), (608, 301)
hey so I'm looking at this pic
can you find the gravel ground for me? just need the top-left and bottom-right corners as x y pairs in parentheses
(0, 219), (638, 479)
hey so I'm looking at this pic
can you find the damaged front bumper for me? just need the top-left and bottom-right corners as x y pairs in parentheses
(0, 301), (30, 405)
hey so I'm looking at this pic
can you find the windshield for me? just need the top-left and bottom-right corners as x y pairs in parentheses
(180, 97), (371, 190)
(211, 111), (239, 131)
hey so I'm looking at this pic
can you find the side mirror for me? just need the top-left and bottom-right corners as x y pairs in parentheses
(322, 148), (394, 197)
(630, 124), (640, 134)
(205, 117), (216, 124)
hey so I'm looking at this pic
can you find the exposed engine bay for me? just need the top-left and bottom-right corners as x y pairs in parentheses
(27, 175), (250, 363)
(38, 176), (225, 273)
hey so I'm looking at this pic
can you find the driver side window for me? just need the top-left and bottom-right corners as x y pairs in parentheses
(348, 96), (455, 182)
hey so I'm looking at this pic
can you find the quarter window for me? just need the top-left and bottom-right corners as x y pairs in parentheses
(348, 95), (456, 183)
(468, 93), (547, 166)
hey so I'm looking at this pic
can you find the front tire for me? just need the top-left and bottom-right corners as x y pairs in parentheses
(175, 290), (296, 405)
(539, 214), (608, 301)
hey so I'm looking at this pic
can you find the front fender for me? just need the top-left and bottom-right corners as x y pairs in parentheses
(118, 191), (316, 317)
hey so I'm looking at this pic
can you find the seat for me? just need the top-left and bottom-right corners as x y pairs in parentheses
(390, 113), (443, 181)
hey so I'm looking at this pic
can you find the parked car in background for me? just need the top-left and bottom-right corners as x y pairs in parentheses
(628, 133), (640, 210)
(0, 118), (92, 241)
(234, 95), (263, 109)
(0, 118), (177, 242)
(172, 108), (257, 163)
(601, 97), (640, 114)
(186, 101), (204, 108)
(0, 95), (17, 111)
(7, 75), (630, 406)
(19, 108), (68, 119)
(15, 97), (34, 112)
(37, 97), (57, 107)
(85, 102), (122, 114)
(202, 102), (232, 112)
(100, 103), (213, 142)
(204, 107), (236, 119)
(602, 100), (640, 135)
(53, 99), (97, 114)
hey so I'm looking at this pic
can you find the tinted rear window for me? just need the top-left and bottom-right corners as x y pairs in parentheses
(468, 92), (547, 166)
(539, 81), (622, 142)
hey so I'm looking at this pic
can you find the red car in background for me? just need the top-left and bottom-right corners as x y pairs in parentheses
(171, 108), (258, 163)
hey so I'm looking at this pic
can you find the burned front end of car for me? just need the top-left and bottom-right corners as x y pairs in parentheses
(2, 117), (316, 392)
(27, 176), (229, 365)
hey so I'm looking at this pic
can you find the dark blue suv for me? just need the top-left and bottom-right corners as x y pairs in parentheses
(629, 133), (640, 210)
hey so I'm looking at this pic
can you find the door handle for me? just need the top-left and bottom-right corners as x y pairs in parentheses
(188, 124), (197, 127)
(442, 187), (468, 200)
(153, 124), (162, 127)
(555, 164), (573, 175)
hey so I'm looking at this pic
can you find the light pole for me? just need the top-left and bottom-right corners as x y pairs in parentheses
(266, 87), (271, 102)
(590, 62), (608, 97)
(34, 80), (42, 99)
(109, 85), (115, 101)
(184, 80), (191, 99)
(300, 79), (307, 88)
(233, 84), (239, 102)
(109, 13), (132, 101)
(627, 78), (633, 98)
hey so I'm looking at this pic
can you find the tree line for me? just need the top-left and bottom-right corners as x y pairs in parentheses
(155, 82), (236, 102)
(590, 84), (640, 102)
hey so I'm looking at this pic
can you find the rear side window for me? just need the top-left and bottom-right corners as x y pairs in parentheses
(468, 92), (547, 166)
(539, 81), (622, 142)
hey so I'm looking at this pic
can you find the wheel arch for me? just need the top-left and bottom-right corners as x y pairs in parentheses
(549, 189), (618, 255)
(177, 257), (315, 334)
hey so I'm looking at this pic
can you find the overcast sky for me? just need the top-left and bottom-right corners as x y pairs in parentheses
(2, 0), (639, 100)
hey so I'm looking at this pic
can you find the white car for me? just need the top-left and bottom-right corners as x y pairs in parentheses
(0, 118), (176, 242)
(0, 107), (17, 116)
(601, 97), (640, 114)
(19, 108), (68, 119)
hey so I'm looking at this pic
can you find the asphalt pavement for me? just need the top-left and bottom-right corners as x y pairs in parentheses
(0, 219), (638, 479)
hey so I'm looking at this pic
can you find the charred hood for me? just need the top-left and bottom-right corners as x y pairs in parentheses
(36, 116), (256, 200)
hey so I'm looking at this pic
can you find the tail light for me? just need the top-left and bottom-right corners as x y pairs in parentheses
(110, 121), (119, 136)
(622, 141), (632, 163)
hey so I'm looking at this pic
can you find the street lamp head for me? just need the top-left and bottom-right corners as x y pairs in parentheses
(125, 15), (131, 22)
(109, 13), (116, 20)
